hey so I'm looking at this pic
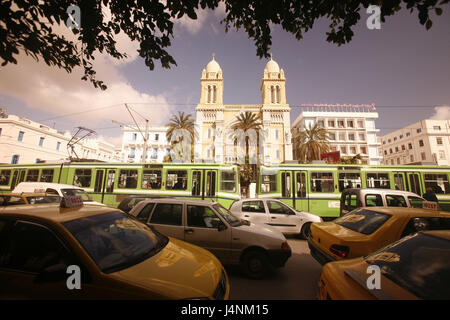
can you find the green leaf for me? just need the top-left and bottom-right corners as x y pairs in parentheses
(426, 19), (433, 30)
(435, 7), (443, 16)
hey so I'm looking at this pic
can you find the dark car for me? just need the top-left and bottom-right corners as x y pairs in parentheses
(117, 195), (174, 213)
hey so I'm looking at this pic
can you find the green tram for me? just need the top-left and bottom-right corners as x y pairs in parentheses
(0, 162), (240, 208)
(258, 163), (450, 218)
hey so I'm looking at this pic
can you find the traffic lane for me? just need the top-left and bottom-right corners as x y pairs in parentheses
(226, 237), (323, 300)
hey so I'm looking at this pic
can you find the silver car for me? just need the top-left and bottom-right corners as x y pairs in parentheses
(229, 198), (322, 239)
(128, 198), (292, 279)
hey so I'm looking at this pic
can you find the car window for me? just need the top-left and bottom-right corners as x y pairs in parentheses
(242, 201), (265, 213)
(213, 204), (241, 226)
(365, 233), (450, 299)
(0, 196), (26, 206)
(45, 188), (59, 195)
(365, 194), (383, 207)
(401, 217), (450, 237)
(267, 201), (293, 215)
(0, 221), (70, 273)
(408, 196), (425, 208)
(26, 196), (61, 204)
(150, 203), (182, 226)
(61, 188), (92, 202)
(335, 209), (391, 235)
(187, 205), (221, 228)
(386, 195), (408, 207)
(136, 203), (155, 223)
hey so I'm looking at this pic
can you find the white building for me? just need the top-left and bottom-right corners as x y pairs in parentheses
(379, 119), (450, 165)
(194, 55), (293, 165)
(121, 126), (171, 163)
(291, 105), (382, 164)
(0, 113), (120, 164)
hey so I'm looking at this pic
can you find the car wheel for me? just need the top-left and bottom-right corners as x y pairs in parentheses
(300, 222), (312, 240)
(241, 250), (270, 279)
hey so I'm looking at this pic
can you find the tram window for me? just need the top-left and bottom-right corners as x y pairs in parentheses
(394, 173), (405, 190)
(192, 171), (201, 196)
(0, 170), (11, 185)
(281, 172), (291, 197)
(118, 170), (138, 189)
(366, 173), (390, 189)
(424, 173), (450, 194)
(73, 169), (92, 188)
(142, 170), (162, 189)
(338, 172), (361, 191)
(261, 174), (277, 193)
(26, 169), (39, 182)
(220, 171), (236, 192)
(40, 169), (54, 182)
(296, 172), (306, 198)
(166, 171), (187, 190)
(311, 172), (334, 193)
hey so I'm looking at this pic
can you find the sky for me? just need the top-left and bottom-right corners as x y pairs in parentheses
(0, 4), (449, 147)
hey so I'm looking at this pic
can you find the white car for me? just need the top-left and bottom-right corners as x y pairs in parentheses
(12, 182), (105, 206)
(230, 198), (322, 239)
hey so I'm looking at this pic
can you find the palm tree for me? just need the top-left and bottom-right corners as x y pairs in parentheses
(166, 111), (195, 162)
(295, 123), (331, 163)
(339, 154), (362, 164)
(231, 111), (262, 165)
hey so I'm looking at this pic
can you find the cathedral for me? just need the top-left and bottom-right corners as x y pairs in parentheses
(194, 55), (293, 165)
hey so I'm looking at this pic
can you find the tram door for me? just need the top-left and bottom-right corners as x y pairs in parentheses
(407, 172), (423, 196)
(204, 170), (217, 199)
(280, 170), (309, 212)
(94, 169), (116, 204)
(10, 169), (26, 190)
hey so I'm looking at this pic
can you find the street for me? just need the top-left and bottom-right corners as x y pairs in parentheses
(226, 237), (322, 300)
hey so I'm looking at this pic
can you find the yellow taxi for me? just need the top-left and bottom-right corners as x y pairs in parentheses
(308, 206), (450, 265)
(317, 230), (450, 300)
(0, 198), (229, 299)
(0, 192), (61, 206)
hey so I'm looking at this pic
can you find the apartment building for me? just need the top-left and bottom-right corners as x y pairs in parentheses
(121, 126), (171, 163)
(379, 119), (450, 165)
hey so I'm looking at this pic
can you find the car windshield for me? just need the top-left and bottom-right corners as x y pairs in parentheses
(63, 211), (168, 273)
(61, 188), (93, 202)
(213, 203), (242, 227)
(365, 233), (450, 299)
(334, 209), (391, 235)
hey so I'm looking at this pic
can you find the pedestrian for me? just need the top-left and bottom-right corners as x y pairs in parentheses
(423, 187), (438, 202)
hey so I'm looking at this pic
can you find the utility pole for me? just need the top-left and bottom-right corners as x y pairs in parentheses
(142, 119), (149, 163)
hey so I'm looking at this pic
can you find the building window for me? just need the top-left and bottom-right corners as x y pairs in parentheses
(391, 159), (394, 165)
(359, 133), (365, 141)
(0, 128), (2, 136)
(129, 147), (135, 158)
(421, 152), (426, 161)
(399, 135), (403, 139)
(39, 137), (44, 147)
(410, 155), (414, 162)
(348, 133), (355, 141)
(419, 140), (424, 147)
(328, 120), (335, 128)
(388, 139), (391, 143)
(437, 137), (443, 145)
(389, 148), (393, 154)
(383, 141), (386, 145)
(317, 120), (324, 127)
(275, 129), (279, 140)
(328, 133), (336, 140)
(276, 86), (281, 103)
(152, 148), (158, 159)
(360, 146), (367, 154)
(155, 133), (159, 141)
(341, 146), (347, 154)
(271, 86), (275, 104)
(439, 150), (446, 160)
(433, 126), (441, 131)
(395, 146), (399, 152)
(11, 155), (19, 164)
(406, 132), (410, 137)
(18, 131), (24, 142)
(357, 120), (364, 128)
(347, 120), (354, 128)
(397, 158), (401, 164)
(408, 143), (413, 150)
(56, 142), (61, 151)
(338, 120), (345, 128)
(394, 137), (397, 141)
(417, 128), (422, 133)
(384, 150), (387, 155)
(401, 145), (406, 151)
(339, 132), (346, 141)
(350, 146), (357, 154)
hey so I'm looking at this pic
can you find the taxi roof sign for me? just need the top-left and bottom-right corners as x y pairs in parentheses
(422, 201), (441, 211)
(60, 195), (83, 208)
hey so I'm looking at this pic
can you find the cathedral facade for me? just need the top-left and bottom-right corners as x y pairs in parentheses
(194, 55), (293, 165)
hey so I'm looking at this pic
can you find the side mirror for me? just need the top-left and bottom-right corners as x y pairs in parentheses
(35, 263), (67, 283)
(218, 222), (227, 231)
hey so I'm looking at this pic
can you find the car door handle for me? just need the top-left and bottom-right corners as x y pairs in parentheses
(271, 217), (277, 219)
(244, 215), (250, 218)
(185, 229), (194, 234)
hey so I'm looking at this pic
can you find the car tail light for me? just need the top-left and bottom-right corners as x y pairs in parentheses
(329, 244), (349, 258)
(281, 241), (290, 251)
